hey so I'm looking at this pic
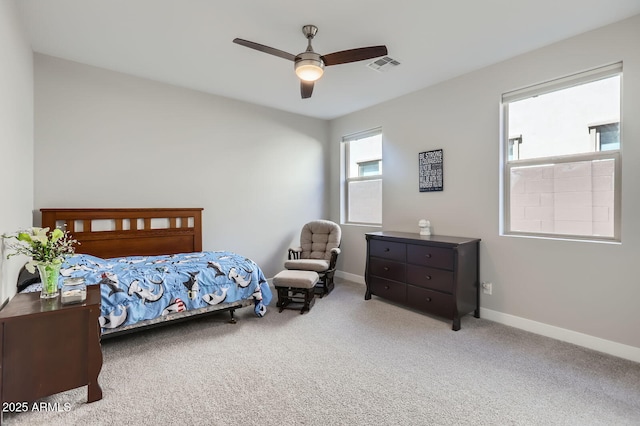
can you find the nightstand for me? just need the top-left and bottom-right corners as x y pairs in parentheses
(0, 285), (103, 410)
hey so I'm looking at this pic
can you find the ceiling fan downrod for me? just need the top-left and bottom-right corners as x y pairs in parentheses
(296, 25), (324, 82)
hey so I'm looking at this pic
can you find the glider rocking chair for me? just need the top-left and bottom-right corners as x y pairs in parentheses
(285, 220), (342, 297)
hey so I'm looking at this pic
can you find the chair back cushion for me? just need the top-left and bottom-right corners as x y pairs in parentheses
(299, 220), (341, 261)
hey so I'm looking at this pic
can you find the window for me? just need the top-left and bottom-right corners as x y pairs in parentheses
(502, 63), (621, 241)
(343, 129), (382, 225)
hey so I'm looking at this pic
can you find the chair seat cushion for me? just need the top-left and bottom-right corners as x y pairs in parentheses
(285, 259), (330, 272)
(273, 270), (319, 289)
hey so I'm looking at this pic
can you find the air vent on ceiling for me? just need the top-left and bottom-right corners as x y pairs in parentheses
(367, 56), (401, 72)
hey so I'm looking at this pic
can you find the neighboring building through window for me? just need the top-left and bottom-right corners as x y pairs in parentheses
(589, 122), (620, 151)
(508, 135), (522, 161)
(343, 129), (382, 225)
(502, 63), (621, 241)
(358, 160), (382, 176)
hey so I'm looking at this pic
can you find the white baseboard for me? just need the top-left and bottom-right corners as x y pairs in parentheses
(335, 270), (365, 285)
(337, 271), (640, 363)
(481, 308), (640, 363)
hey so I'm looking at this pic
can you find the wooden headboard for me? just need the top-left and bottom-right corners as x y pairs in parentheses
(40, 208), (203, 259)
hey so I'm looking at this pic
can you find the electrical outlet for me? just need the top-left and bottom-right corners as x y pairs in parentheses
(482, 282), (493, 295)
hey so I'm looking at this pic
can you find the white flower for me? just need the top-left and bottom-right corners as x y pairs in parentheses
(2, 226), (78, 272)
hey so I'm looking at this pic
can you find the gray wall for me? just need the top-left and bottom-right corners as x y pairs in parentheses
(330, 15), (640, 358)
(0, 0), (34, 304)
(34, 54), (330, 278)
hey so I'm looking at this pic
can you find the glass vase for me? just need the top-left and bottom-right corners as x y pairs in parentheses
(37, 262), (62, 299)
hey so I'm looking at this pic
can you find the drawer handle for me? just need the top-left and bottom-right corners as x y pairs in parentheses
(383, 267), (389, 271)
(384, 248), (390, 252)
(425, 297), (432, 302)
(425, 253), (432, 258)
(384, 286), (390, 290)
(425, 275), (432, 280)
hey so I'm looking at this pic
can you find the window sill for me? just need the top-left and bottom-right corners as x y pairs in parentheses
(501, 232), (621, 245)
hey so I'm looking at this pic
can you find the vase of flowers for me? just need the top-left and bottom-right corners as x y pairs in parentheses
(2, 227), (77, 299)
(35, 261), (63, 299)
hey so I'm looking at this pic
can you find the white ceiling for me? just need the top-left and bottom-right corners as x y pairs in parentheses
(15, 0), (640, 120)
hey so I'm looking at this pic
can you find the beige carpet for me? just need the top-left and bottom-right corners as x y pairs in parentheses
(4, 279), (640, 425)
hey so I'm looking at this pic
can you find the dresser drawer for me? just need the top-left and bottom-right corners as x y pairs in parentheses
(369, 258), (405, 282)
(369, 239), (406, 262)
(406, 264), (453, 293)
(406, 286), (454, 320)
(407, 244), (453, 270)
(369, 277), (406, 304)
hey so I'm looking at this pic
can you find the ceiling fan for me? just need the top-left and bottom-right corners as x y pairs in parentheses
(233, 25), (388, 99)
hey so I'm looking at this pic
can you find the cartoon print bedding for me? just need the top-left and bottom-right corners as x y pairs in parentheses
(22, 251), (272, 333)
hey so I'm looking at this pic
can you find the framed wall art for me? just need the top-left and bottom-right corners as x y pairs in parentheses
(418, 149), (443, 192)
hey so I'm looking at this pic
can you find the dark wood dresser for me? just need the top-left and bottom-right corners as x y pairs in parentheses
(365, 231), (480, 330)
(0, 285), (103, 418)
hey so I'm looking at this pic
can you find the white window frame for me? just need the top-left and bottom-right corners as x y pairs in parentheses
(342, 128), (383, 226)
(501, 63), (622, 242)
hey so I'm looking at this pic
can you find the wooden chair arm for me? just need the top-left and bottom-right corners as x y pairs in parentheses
(288, 247), (302, 260)
(328, 247), (341, 270)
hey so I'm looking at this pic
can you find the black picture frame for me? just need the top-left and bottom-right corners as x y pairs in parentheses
(419, 149), (443, 192)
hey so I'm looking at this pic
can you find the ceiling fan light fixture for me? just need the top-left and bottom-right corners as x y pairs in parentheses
(295, 52), (324, 82)
(295, 62), (324, 81)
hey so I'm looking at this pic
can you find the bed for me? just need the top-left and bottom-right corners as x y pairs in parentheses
(18, 208), (272, 338)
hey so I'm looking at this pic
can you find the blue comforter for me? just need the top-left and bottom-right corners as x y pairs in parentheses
(55, 251), (272, 331)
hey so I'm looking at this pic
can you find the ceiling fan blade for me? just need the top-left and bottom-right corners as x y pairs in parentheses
(232, 38), (296, 61)
(322, 45), (388, 66)
(301, 81), (314, 99)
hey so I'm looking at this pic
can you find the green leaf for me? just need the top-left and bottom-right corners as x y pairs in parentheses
(17, 232), (32, 242)
(51, 228), (64, 242)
